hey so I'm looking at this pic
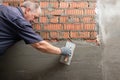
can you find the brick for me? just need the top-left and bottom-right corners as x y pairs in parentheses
(60, 2), (69, 8)
(82, 16), (95, 23)
(50, 17), (59, 23)
(40, 31), (50, 39)
(60, 16), (68, 23)
(44, 24), (62, 30)
(85, 8), (95, 15)
(60, 16), (79, 23)
(40, 2), (48, 8)
(66, 9), (84, 15)
(73, 17), (80, 23)
(69, 17), (80, 23)
(44, 9), (64, 15)
(70, 2), (88, 8)
(90, 31), (97, 39)
(61, 32), (70, 38)
(89, 2), (96, 8)
(40, 2), (59, 8)
(40, 16), (48, 23)
(70, 32), (90, 38)
(84, 24), (95, 30)
(50, 32), (59, 39)
(33, 23), (41, 30)
(64, 24), (83, 30)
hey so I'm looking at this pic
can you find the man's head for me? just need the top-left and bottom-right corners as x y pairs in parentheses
(21, 1), (41, 22)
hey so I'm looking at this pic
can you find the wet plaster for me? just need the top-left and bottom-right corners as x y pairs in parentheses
(0, 40), (103, 80)
(97, 0), (120, 80)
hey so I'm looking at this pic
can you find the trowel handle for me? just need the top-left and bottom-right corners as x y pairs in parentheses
(64, 56), (69, 62)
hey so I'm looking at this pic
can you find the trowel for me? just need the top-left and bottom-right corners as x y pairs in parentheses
(60, 41), (76, 65)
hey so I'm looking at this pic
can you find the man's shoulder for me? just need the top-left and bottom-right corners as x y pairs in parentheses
(7, 6), (18, 13)
(0, 5), (18, 14)
(2, 6), (23, 20)
(0, 5), (16, 10)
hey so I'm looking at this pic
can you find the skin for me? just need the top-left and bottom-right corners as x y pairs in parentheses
(21, 7), (61, 55)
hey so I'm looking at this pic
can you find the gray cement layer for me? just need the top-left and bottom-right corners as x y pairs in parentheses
(0, 40), (103, 80)
(97, 0), (120, 80)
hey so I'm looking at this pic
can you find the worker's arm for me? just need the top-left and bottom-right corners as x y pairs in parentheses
(31, 40), (71, 56)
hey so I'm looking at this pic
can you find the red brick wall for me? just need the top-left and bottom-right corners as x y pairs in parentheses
(3, 0), (97, 43)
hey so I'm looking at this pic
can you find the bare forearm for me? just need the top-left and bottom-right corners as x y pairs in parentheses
(31, 41), (61, 55)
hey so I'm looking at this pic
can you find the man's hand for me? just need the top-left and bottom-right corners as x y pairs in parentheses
(60, 47), (71, 56)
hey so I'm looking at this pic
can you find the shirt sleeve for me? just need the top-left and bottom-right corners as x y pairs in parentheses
(13, 17), (43, 44)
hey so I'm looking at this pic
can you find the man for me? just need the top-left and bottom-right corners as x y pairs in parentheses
(0, 1), (71, 56)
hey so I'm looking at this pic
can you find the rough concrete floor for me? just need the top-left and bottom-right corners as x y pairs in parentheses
(0, 40), (103, 80)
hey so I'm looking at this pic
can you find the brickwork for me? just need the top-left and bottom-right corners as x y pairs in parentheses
(2, 0), (97, 43)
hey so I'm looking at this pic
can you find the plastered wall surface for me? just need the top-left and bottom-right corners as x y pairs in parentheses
(0, 40), (102, 80)
(97, 0), (120, 80)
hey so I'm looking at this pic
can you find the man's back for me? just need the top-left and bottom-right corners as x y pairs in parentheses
(0, 5), (21, 54)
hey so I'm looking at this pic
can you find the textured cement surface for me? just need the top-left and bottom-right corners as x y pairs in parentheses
(0, 40), (103, 80)
(97, 0), (120, 80)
